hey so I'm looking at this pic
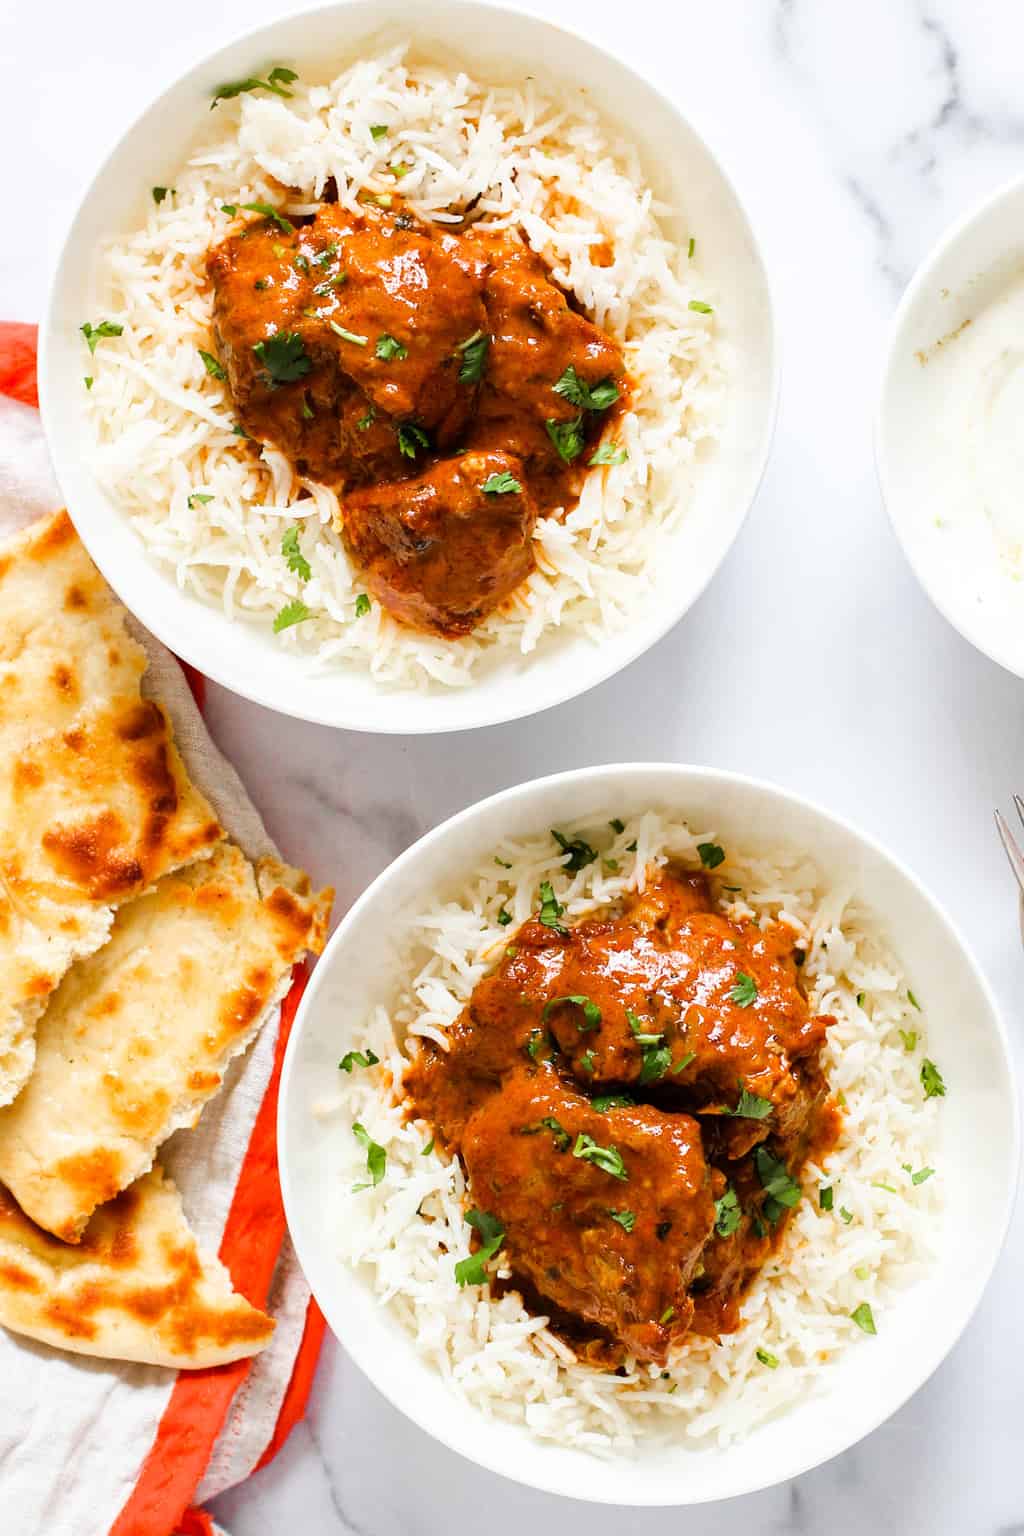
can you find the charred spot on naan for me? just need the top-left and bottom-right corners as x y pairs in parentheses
(50, 1149), (124, 1241)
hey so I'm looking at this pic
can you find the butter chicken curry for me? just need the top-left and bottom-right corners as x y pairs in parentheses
(206, 201), (627, 637)
(405, 865), (838, 1369)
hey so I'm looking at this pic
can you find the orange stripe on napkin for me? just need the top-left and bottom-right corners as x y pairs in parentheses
(110, 969), (310, 1536)
(0, 320), (39, 407)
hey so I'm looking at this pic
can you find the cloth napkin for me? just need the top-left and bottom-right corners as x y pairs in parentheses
(0, 324), (326, 1536)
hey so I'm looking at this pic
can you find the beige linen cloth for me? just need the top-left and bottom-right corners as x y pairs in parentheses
(0, 393), (317, 1536)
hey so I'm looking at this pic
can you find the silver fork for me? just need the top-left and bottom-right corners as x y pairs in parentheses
(994, 797), (1024, 919)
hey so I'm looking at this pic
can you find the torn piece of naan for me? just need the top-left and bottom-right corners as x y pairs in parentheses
(0, 843), (332, 1241)
(0, 510), (224, 1105)
(0, 1164), (273, 1368)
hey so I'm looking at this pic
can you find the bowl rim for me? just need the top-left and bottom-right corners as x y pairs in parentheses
(37, 0), (781, 735)
(278, 760), (1021, 1504)
(874, 170), (1024, 680)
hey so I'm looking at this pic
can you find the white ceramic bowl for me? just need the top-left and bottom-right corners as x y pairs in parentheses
(39, 0), (778, 733)
(877, 175), (1024, 678)
(279, 763), (1018, 1504)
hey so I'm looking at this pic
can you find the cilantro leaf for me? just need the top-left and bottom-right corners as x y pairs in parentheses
(542, 994), (601, 1031)
(197, 347), (226, 380)
(608, 1209), (635, 1232)
(457, 330), (489, 384)
(754, 1145), (801, 1223)
(254, 331), (311, 388)
(545, 414), (585, 463)
(152, 186), (172, 204)
(481, 471), (523, 495)
(588, 442), (628, 467)
(697, 842), (726, 869)
(756, 1347), (779, 1368)
(552, 828), (597, 872)
(553, 365), (620, 412)
(572, 1132), (627, 1180)
(921, 1058), (946, 1099)
(211, 66), (298, 109)
(187, 492), (214, 510)
(538, 880), (566, 933)
(375, 333), (407, 362)
(281, 524), (311, 581)
(422, 1137), (435, 1156)
(339, 1048), (380, 1073)
(354, 593), (371, 617)
(454, 1208), (505, 1286)
(329, 319), (368, 347)
(578, 1048), (597, 1075)
(519, 1115), (571, 1152)
(899, 1028), (918, 1052)
(819, 1185), (834, 1211)
(240, 200), (294, 232)
(351, 1121), (386, 1185)
(370, 123), (388, 139)
(731, 971), (758, 1008)
(728, 1086), (773, 1120)
(714, 1186), (742, 1238)
(907, 989), (922, 1010)
(688, 299), (714, 314)
(609, 819), (626, 834)
(591, 1093), (634, 1112)
(81, 320), (123, 354)
(273, 598), (310, 633)
(850, 1302), (876, 1335)
(397, 422), (430, 459)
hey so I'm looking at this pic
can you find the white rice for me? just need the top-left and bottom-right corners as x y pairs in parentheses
(82, 46), (725, 691)
(319, 812), (943, 1452)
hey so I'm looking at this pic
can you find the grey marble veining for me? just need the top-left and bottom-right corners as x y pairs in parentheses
(2, 1), (1023, 1532)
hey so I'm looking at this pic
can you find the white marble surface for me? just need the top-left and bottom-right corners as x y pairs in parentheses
(3, 1), (1024, 1531)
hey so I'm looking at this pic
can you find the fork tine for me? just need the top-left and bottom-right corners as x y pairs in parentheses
(1014, 794), (1024, 832)
(995, 809), (1024, 895)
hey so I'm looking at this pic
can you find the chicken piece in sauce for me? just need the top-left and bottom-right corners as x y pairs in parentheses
(341, 449), (537, 636)
(405, 862), (838, 1363)
(205, 201), (626, 636)
(460, 1067), (714, 1365)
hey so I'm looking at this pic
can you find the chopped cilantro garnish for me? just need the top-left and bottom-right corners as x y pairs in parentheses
(357, 403), (376, 431)
(519, 1115), (571, 1152)
(552, 828), (597, 872)
(370, 123), (388, 140)
(839, 1206), (854, 1224)
(731, 971), (758, 1008)
(553, 365), (620, 412)
(659, 1306), (675, 1325)
(714, 1186), (741, 1238)
(545, 414), (585, 463)
(281, 524), (311, 581)
(211, 66), (298, 109)
(907, 989), (921, 1010)
(187, 492), (214, 510)
(351, 1120), (386, 1186)
(626, 1010), (663, 1046)
(254, 331), (311, 387)
(697, 842), (726, 869)
(578, 1049), (597, 1075)
(921, 1058), (946, 1099)
(542, 994), (601, 1031)
(687, 236), (696, 259)
(152, 186), (172, 204)
(198, 346), (226, 379)
(397, 422), (430, 458)
(339, 1048), (380, 1073)
(756, 1347), (779, 1368)
(688, 299), (714, 314)
(481, 470), (523, 495)
(856, 992), (865, 1007)
(907, 1165), (934, 1185)
(497, 907), (513, 927)
(422, 1136), (434, 1156)
(273, 598), (310, 633)
(573, 1132), (626, 1179)
(755, 1145), (801, 1223)
(240, 199), (294, 232)
(609, 818), (625, 834)
(83, 376), (93, 389)
(588, 442), (628, 467)
(354, 593), (371, 617)
(538, 880), (566, 932)
(329, 320), (368, 347)
(80, 320), (123, 354)
(313, 273), (347, 295)
(899, 1029), (918, 1052)
(671, 1051), (696, 1075)
(375, 333), (408, 362)
(819, 1185), (834, 1211)
(457, 330), (489, 384)
(221, 203), (238, 215)
(454, 1208), (505, 1286)
(850, 1302), (876, 1335)
(728, 1086), (773, 1120)
(494, 855), (512, 869)
(608, 1209), (635, 1232)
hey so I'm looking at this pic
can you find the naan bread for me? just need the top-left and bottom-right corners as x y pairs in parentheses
(0, 511), (224, 1105)
(0, 843), (332, 1242)
(0, 1165), (273, 1367)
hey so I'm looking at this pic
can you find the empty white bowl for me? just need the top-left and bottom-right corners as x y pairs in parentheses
(877, 175), (1024, 677)
(39, 0), (777, 733)
(278, 763), (1018, 1503)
